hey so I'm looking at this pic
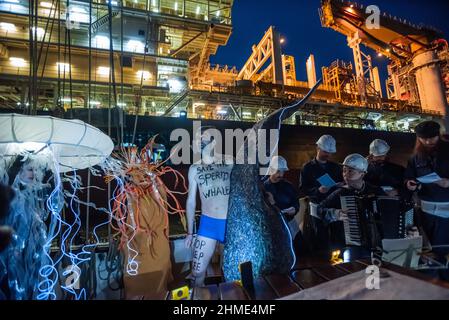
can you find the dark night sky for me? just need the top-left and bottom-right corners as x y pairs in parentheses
(211, 0), (449, 95)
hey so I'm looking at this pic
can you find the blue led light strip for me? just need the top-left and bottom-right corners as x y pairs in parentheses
(37, 150), (63, 300)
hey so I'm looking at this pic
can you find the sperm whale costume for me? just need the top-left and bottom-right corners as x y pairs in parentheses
(223, 81), (321, 281)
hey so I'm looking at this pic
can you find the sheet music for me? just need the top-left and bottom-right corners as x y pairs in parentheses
(382, 237), (423, 269)
(309, 202), (320, 219)
(317, 174), (337, 188)
(416, 172), (442, 184)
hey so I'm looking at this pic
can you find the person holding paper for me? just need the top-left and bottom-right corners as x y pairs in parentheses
(264, 156), (299, 221)
(317, 154), (387, 250)
(404, 120), (449, 281)
(365, 139), (405, 197)
(299, 135), (343, 251)
(263, 156), (304, 257)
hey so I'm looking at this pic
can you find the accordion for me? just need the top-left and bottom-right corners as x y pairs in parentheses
(340, 195), (414, 248)
(375, 196), (414, 239)
(340, 195), (375, 248)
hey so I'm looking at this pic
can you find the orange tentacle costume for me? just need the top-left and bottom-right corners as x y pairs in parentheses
(105, 138), (187, 299)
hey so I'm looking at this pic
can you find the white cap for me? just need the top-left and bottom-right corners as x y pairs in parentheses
(268, 156), (289, 174)
(369, 139), (390, 157)
(316, 135), (337, 153)
(343, 154), (368, 172)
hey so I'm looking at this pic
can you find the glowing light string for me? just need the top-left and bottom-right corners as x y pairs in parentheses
(37, 148), (64, 300)
(36, 153), (112, 300)
(279, 213), (296, 270)
(62, 162), (123, 296)
(60, 170), (88, 300)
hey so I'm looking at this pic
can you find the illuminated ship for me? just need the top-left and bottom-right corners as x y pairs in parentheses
(0, 0), (447, 133)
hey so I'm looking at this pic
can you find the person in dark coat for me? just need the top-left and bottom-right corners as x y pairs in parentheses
(299, 135), (343, 251)
(264, 156), (305, 258)
(405, 120), (449, 281)
(318, 154), (386, 254)
(365, 139), (405, 197)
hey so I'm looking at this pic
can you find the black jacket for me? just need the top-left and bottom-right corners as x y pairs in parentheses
(365, 161), (405, 191)
(299, 159), (343, 203)
(264, 179), (299, 221)
(318, 182), (386, 224)
(405, 140), (449, 202)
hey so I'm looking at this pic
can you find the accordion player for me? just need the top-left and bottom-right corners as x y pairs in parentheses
(317, 154), (417, 252)
(318, 194), (415, 250)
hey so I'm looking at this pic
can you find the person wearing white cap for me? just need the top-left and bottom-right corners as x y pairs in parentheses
(404, 120), (449, 281)
(299, 134), (343, 251)
(267, 155), (290, 176)
(265, 156), (299, 219)
(316, 134), (337, 154)
(365, 139), (405, 197)
(317, 154), (387, 250)
(264, 156), (303, 257)
(300, 135), (342, 202)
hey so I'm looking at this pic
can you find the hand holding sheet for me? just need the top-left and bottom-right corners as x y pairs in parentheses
(416, 172), (442, 184)
(317, 173), (337, 188)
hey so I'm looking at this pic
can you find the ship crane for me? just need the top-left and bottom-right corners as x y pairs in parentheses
(319, 0), (449, 128)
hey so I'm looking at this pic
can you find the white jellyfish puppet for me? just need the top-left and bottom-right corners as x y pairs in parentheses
(0, 114), (113, 300)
